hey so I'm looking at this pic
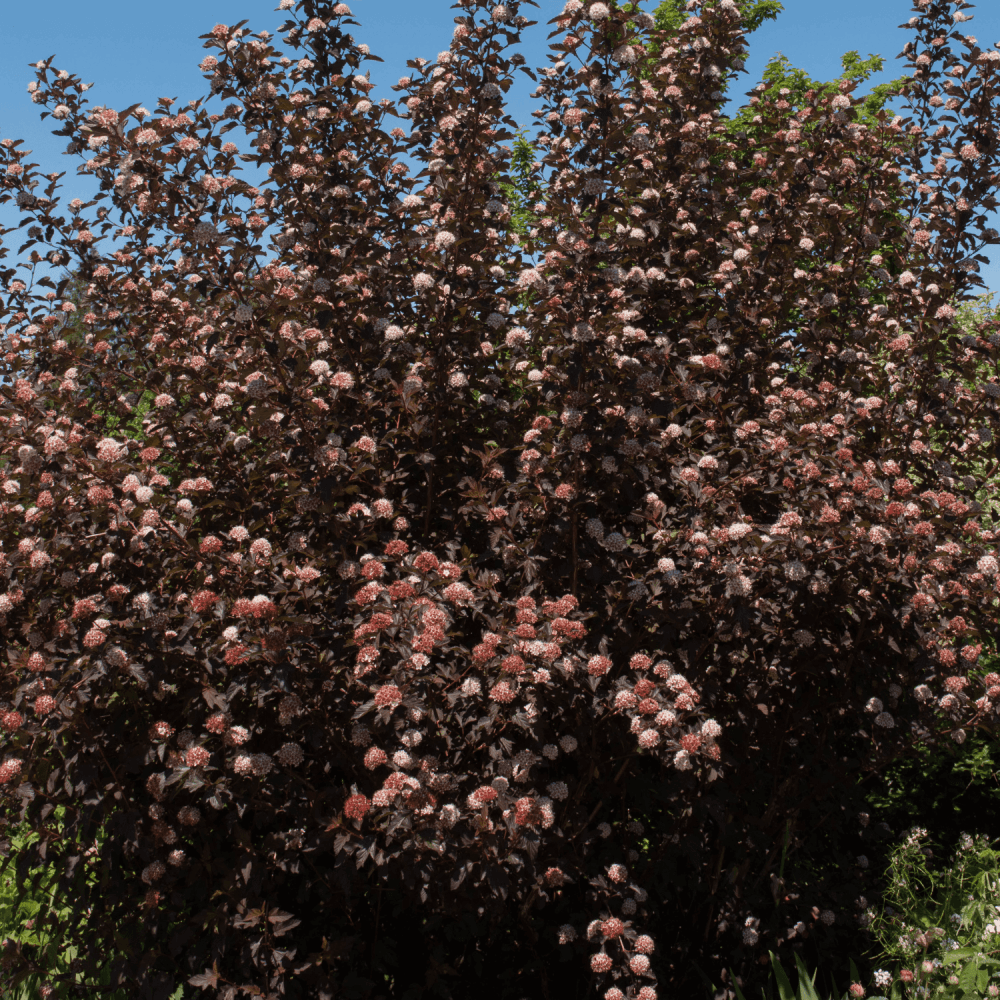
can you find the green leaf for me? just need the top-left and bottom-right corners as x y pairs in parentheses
(792, 952), (821, 1000)
(976, 964), (991, 993)
(728, 969), (751, 1000)
(770, 952), (796, 1000)
(958, 962), (979, 997)
(942, 948), (978, 965)
(849, 959), (862, 988)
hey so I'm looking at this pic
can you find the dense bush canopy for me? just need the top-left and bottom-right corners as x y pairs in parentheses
(2, 0), (1000, 997)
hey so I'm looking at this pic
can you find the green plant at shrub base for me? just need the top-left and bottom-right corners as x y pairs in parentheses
(717, 951), (864, 1000)
(869, 830), (1000, 1000)
(695, 721), (1000, 1000)
(0, 811), (185, 999)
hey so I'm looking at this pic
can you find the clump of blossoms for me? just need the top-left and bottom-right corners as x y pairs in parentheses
(0, 0), (999, 996)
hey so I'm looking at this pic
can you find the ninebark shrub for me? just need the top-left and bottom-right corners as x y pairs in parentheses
(0, 0), (999, 996)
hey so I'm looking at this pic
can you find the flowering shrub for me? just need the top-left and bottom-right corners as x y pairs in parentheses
(1, 0), (1000, 995)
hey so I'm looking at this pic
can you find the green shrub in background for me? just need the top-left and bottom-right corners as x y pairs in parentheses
(863, 729), (1000, 851)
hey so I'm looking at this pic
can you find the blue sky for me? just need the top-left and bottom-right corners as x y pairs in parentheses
(2, 0), (1000, 290)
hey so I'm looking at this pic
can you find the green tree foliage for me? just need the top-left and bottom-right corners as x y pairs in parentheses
(648, 0), (783, 46)
(726, 50), (911, 138)
(620, 0), (781, 83)
(53, 270), (90, 348)
(497, 129), (539, 243)
(866, 730), (1000, 848)
(639, 0), (908, 141)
